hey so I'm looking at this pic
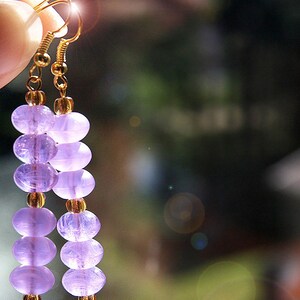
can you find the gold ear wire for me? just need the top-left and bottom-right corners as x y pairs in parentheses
(51, 4), (83, 103)
(53, 3), (83, 64)
(62, 2), (83, 43)
(33, 0), (48, 11)
(26, 0), (73, 99)
(34, 0), (72, 36)
(32, 0), (71, 74)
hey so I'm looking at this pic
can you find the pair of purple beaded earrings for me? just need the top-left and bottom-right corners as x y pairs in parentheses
(8, 1), (105, 299)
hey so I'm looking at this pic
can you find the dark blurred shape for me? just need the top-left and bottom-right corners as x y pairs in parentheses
(0, 88), (21, 155)
(221, 0), (282, 40)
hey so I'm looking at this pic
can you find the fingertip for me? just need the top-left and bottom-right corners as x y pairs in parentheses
(21, 0), (68, 37)
(0, 1), (43, 88)
(0, 0), (69, 88)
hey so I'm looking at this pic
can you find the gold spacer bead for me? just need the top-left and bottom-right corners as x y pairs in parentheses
(23, 295), (41, 300)
(54, 97), (74, 115)
(66, 198), (87, 213)
(51, 62), (68, 76)
(78, 296), (96, 300)
(27, 192), (46, 208)
(34, 52), (51, 67)
(25, 90), (46, 106)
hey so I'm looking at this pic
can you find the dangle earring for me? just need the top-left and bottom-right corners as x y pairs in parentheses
(9, 1), (70, 299)
(10, 1), (105, 298)
(45, 5), (106, 299)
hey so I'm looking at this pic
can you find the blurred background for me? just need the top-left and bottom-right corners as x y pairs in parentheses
(0, 0), (300, 299)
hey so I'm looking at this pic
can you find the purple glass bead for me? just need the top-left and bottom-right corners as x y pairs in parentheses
(47, 112), (90, 144)
(14, 163), (58, 192)
(62, 267), (106, 296)
(10, 265), (55, 295)
(57, 210), (101, 242)
(49, 142), (92, 171)
(61, 239), (104, 269)
(13, 134), (57, 163)
(11, 105), (55, 134)
(52, 169), (95, 199)
(12, 207), (56, 237)
(13, 236), (57, 266)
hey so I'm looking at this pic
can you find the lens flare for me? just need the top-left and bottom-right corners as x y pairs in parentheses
(71, 2), (80, 13)
(70, 0), (101, 34)
(164, 193), (205, 234)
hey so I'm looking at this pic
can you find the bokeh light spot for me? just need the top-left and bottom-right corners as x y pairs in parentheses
(197, 261), (256, 300)
(164, 193), (205, 234)
(129, 115), (141, 127)
(191, 232), (208, 250)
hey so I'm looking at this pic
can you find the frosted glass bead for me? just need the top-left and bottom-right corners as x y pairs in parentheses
(14, 134), (57, 163)
(62, 267), (106, 296)
(12, 207), (56, 237)
(13, 237), (56, 266)
(57, 210), (100, 242)
(11, 105), (55, 134)
(49, 142), (92, 171)
(14, 163), (58, 192)
(52, 169), (95, 199)
(61, 239), (104, 269)
(10, 265), (55, 295)
(47, 112), (90, 143)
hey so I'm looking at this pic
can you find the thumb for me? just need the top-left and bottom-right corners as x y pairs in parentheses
(0, 0), (67, 89)
(0, 1), (42, 89)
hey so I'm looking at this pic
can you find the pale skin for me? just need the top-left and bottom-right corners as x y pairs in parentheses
(0, 0), (66, 89)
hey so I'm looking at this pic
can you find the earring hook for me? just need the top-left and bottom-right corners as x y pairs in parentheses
(26, 0), (74, 93)
(33, 0), (48, 10)
(62, 2), (83, 44)
(34, 0), (72, 36)
(51, 2), (83, 99)
(53, 3), (83, 65)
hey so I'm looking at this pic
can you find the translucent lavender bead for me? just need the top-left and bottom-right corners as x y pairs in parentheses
(13, 237), (57, 266)
(14, 163), (58, 192)
(14, 134), (57, 163)
(62, 267), (106, 296)
(47, 112), (90, 144)
(11, 105), (55, 134)
(10, 265), (55, 295)
(49, 142), (92, 171)
(52, 169), (95, 199)
(12, 207), (56, 237)
(57, 211), (100, 242)
(61, 239), (104, 269)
